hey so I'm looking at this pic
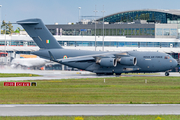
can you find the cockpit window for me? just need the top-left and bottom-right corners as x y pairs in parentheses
(164, 55), (173, 59)
(164, 56), (170, 59)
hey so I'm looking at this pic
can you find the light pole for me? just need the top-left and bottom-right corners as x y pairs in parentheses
(93, 5), (98, 51)
(4, 17), (7, 65)
(101, 5), (105, 51)
(4, 15), (6, 56)
(0, 5), (2, 35)
(78, 7), (81, 22)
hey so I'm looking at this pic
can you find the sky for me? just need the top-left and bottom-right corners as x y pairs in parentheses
(1, 0), (180, 29)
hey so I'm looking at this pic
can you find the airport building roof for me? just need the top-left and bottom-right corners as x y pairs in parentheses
(97, 9), (180, 24)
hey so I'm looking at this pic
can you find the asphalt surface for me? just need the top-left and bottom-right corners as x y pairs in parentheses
(0, 69), (180, 81)
(0, 104), (180, 116)
(0, 70), (111, 81)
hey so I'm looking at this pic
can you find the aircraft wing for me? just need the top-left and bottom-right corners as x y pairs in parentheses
(50, 51), (129, 63)
(60, 57), (95, 63)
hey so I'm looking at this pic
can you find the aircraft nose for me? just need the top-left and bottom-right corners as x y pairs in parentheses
(173, 59), (178, 68)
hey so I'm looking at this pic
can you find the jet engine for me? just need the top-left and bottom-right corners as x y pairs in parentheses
(98, 58), (117, 67)
(120, 57), (137, 66)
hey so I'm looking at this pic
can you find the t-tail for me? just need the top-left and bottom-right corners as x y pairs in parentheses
(17, 18), (63, 49)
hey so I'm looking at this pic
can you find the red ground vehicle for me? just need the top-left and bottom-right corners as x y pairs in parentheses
(0, 52), (7, 57)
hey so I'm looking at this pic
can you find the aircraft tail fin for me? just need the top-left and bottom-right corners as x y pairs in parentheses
(17, 18), (63, 49)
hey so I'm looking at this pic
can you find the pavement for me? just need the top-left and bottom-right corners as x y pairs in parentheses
(0, 69), (180, 81)
(0, 69), (110, 81)
(0, 104), (180, 116)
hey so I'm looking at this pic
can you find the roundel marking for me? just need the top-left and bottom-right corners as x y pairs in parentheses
(63, 55), (67, 59)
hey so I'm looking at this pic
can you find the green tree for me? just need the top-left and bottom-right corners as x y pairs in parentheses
(1, 20), (7, 34)
(17, 27), (20, 31)
(14, 29), (19, 33)
(7, 21), (14, 34)
(15, 27), (21, 33)
(1, 20), (14, 34)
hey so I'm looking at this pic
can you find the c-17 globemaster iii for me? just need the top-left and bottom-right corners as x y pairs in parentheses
(17, 18), (178, 76)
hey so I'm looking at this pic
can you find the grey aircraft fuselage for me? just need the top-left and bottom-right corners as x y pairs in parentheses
(32, 48), (177, 74)
(17, 18), (178, 76)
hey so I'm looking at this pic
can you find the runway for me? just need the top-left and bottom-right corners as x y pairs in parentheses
(0, 69), (180, 81)
(0, 70), (112, 81)
(0, 104), (180, 116)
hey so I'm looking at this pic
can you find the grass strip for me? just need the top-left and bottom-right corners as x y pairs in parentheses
(1, 76), (180, 104)
(1, 115), (180, 120)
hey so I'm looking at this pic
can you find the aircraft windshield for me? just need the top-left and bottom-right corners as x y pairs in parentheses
(164, 55), (173, 59)
(169, 55), (173, 58)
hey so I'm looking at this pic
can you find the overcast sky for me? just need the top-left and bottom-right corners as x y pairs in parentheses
(1, 0), (180, 29)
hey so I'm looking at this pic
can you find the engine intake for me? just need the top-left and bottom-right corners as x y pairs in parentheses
(99, 58), (117, 67)
(120, 57), (137, 66)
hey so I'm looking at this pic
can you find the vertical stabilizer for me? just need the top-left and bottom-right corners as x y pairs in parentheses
(17, 18), (63, 49)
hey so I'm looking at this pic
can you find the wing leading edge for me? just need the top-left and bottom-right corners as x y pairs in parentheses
(48, 51), (129, 63)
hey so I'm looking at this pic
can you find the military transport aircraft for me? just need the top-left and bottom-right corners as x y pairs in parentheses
(17, 19), (178, 76)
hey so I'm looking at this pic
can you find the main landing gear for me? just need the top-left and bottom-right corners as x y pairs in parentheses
(115, 73), (121, 76)
(96, 73), (122, 76)
(96, 73), (114, 76)
(165, 71), (169, 76)
(96, 73), (104, 76)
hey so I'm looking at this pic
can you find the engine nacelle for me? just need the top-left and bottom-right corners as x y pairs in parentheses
(120, 57), (137, 66)
(99, 58), (117, 67)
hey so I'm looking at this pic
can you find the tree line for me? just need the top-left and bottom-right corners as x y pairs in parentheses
(1, 20), (23, 34)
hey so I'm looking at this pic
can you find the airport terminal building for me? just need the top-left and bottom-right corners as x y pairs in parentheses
(0, 9), (180, 71)
(47, 9), (180, 38)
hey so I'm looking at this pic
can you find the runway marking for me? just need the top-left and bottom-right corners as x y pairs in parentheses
(0, 105), (15, 107)
(0, 104), (180, 107)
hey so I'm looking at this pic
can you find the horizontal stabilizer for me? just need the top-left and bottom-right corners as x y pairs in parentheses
(16, 22), (39, 25)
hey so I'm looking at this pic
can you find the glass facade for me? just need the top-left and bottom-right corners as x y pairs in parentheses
(56, 41), (180, 48)
(60, 29), (92, 36)
(1, 40), (180, 48)
(0, 41), (37, 47)
(56, 28), (155, 37)
(97, 10), (180, 24)
(156, 28), (177, 36)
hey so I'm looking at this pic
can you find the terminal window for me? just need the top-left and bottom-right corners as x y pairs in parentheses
(156, 28), (163, 36)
